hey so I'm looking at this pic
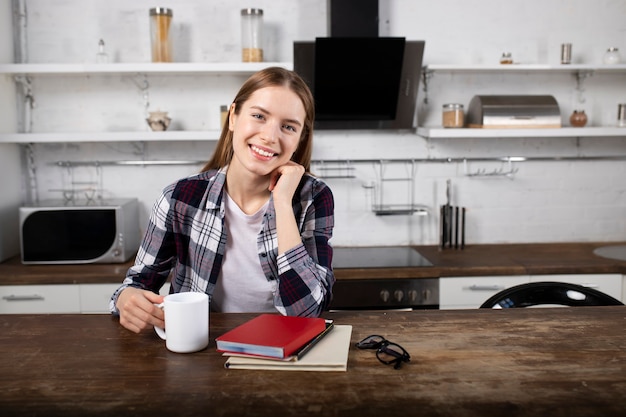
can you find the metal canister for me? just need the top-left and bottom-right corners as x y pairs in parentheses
(560, 43), (572, 65)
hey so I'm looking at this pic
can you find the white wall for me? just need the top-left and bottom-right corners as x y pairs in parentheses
(1, 0), (23, 261)
(8, 0), (626, 246)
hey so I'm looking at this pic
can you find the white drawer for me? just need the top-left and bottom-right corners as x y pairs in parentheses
(530, 274), (622, 301)
(439, 276), (530, 309)
(80, 283), (172, 314)
(0, 284), (80, 314)
(79, 283), (121, 314)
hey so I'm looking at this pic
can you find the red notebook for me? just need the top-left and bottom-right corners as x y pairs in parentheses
(215, 314), (327, 359)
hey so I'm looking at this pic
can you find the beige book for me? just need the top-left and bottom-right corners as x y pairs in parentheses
(224, 325), (353, 372)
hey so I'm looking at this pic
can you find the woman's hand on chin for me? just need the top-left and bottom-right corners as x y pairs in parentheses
(268, 161), (305, 203)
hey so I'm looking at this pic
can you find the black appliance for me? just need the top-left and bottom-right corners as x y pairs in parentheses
(293, 38), (425, 130)
(328, 0), (379, 37)
(329, 246), (439, 310)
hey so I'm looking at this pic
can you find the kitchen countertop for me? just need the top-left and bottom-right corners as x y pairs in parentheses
(336, 241), (626, 280)
(1, 242), (625, 285)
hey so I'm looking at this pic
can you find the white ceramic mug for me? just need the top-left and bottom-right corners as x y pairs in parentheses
(154, 292), (209, 353)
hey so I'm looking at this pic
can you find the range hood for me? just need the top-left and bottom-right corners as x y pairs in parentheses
(328, 0), (379, 37)
(293, 1), (425, 130)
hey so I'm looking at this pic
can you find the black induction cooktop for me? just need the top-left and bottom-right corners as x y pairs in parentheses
(332, 246), (433, 268)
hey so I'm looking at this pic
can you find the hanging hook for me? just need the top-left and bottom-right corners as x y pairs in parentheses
(421, 69), (433, 105)
(574, 70), (593, 104)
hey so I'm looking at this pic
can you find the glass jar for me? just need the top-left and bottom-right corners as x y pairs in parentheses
(442, 103), (464, 128)
(241, 8), (263, 62)
(150, 7), (173, 62)
(96, 39), (108, 64)
(603, 47), (621, 65)
(220, 105), (229, 128)
(499, 52), (513, 64)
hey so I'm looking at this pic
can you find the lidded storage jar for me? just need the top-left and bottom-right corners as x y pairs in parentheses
(499, 52), (513, 64)
(241, 8), (263, 62)
(150, 7), (173, 62)
(569, 110), (588, 127)
(442, 103), (464, 128)
(603, 47), (621, 65)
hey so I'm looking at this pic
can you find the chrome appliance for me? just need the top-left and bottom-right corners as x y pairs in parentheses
(19, 198), (140, 264)
(467, 95), (561, 128)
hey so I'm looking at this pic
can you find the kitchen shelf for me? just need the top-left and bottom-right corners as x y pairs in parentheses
(8, 127), (624, 144)
(417, 126), (626, 139)
(0, 62), (293, 75)
(423, 64), (626, 73)
(0, 130), (221, 143)
(419, 63), (626, 139)
(1, 62), (293, 144)
(371, 204), (429, 216)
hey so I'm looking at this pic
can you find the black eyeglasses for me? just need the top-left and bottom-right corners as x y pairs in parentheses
(355, 335), (411, 369)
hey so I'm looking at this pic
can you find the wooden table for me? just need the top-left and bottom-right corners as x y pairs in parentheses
(1, 307), (625, 417)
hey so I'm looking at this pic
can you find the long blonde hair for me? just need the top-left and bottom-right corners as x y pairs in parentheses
(201, 67), (315, 173)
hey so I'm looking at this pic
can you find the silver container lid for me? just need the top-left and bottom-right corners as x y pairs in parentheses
(150, 7), (173, 17)
(241, 8), (263, 16)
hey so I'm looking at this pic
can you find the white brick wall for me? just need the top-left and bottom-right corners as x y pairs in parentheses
(5, 0), (626, 245)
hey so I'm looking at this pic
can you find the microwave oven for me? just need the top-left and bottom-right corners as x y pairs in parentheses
(19, 198), (141, 264)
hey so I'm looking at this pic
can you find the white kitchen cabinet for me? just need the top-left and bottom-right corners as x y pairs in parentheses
(439, 275), (530, 310)
(0, 282), (172, 314)
(79, 282), (171, 314)
(440, 273), (624, 310)
(0, 284), (80, 314)
(529, 274), (623, 302)
(78, 283), (121, 314)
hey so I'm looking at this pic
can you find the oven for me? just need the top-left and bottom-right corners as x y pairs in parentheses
(329, 246), (439, 310)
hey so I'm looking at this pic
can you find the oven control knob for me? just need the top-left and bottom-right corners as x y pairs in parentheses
(380, 290), (390, 303)
(394, 290), (404, 302)
(408, 290), (418, 302)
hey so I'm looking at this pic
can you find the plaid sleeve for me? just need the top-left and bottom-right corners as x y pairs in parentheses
(275, 179), (335, 317)
(109, 184), (178, 313)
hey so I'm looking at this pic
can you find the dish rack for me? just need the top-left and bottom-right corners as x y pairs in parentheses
(370, 160), (428, 216)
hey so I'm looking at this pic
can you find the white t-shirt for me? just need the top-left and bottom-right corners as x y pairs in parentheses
(211, 192), (276, 313)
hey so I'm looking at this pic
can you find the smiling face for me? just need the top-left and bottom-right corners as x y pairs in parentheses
(228, 85), (306, 178)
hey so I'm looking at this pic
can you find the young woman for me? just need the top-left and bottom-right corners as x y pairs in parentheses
(111, 67), (335, 333)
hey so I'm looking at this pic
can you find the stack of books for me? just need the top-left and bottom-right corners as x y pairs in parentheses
(215, 314), (352, 371)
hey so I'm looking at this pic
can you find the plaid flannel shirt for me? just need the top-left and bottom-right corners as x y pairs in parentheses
(110, 167), (335, 317)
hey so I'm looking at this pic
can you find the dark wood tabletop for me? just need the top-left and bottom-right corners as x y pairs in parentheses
(1, 307), (625, 417)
